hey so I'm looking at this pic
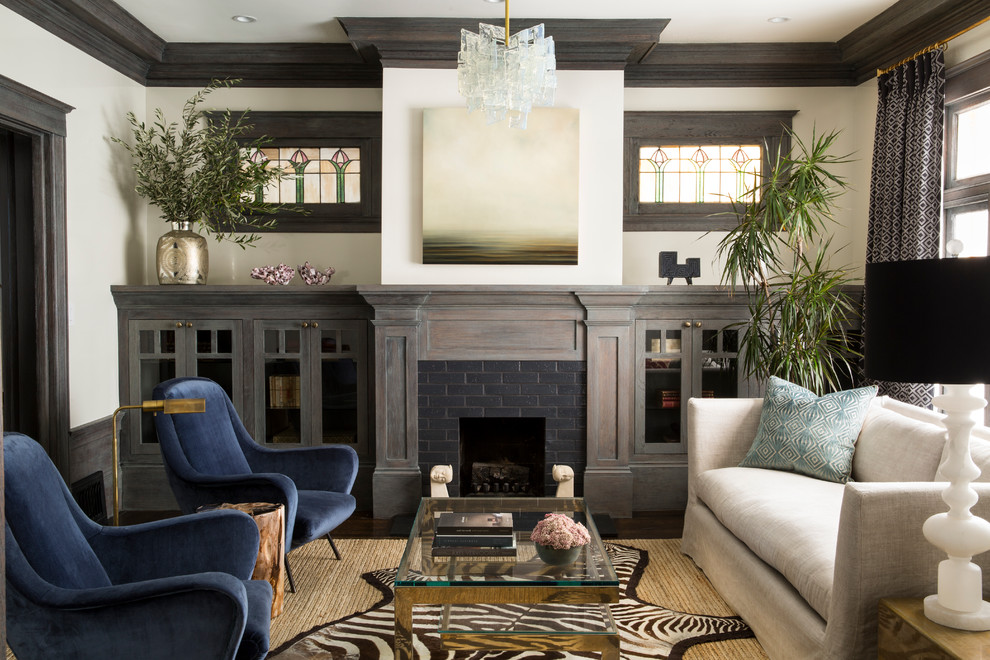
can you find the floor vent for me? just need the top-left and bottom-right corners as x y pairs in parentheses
(70, 471), (108, 525)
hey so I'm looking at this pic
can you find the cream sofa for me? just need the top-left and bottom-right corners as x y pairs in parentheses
(682, 395), (990, 660)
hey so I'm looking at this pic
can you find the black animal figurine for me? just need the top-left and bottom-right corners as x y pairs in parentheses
(659, 251), (701, 285)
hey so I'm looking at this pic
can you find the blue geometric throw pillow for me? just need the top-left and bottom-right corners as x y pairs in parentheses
(738, 376), (878, 483)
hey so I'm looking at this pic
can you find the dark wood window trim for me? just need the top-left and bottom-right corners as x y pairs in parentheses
(945, 51), (990, 206)
(0, 74), (72, 475)
(624, 111), (796, 231)
(224, 111), (382, 233)
(943, 50), (990, 256)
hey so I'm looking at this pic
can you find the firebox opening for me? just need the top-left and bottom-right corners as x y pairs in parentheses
(459, 417), (546, 497)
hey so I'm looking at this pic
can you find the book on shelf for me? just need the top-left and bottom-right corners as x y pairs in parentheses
(431, 536), (517, 558)
(435, 512), (513, 536)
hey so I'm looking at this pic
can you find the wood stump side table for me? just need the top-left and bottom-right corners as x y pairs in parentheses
(879, 597), (990, 659)
(213, 502), (287, 618)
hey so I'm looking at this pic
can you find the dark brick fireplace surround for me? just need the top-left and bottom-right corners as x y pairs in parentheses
(418, 360), (588, 497)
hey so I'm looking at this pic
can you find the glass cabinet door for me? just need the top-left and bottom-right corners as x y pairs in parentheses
(636, 321), (692, 453)
(128, 321), (180, 454)
(315, 322), (365, 449)
(698, 324), (744, 400)
(255, 319), (367, 450)
(636, 319), (749, 455)
(189, 320), (242, 413)
(124, 319), (242, 459)
(257, 322), (306, 446)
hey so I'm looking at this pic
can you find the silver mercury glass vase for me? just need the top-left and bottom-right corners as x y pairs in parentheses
(156, 221), (209, 284)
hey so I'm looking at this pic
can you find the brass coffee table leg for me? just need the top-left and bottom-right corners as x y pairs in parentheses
(394, 588), (414, 660)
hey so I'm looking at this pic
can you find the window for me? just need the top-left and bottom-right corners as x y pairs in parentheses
(253, 146), (361, 205)
(624, 111), (795, 231)
(944, 51), (990, 257)
(638, 144), (762, 204)
(222, 111), (382, 233)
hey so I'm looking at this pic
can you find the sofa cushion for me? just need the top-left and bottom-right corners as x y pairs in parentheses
(968, 434), (990, 482)
(696, 466), (845, 620)
(739, 377), (877, 483)
(852, 403), (946, 482)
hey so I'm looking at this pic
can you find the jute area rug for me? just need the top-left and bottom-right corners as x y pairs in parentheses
(270, 538), (768, 660)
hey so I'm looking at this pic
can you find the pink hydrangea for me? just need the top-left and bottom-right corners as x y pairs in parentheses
(530, 513), (591, 550)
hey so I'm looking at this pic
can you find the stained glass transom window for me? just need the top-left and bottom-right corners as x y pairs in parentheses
(250, 147), (361, 204)
(638, 145), (761, 204)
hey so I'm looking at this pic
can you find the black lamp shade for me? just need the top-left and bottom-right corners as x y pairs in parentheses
(864, 257), (990, 384)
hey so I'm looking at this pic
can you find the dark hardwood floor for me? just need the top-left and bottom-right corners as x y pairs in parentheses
(120, 509), (685, 539)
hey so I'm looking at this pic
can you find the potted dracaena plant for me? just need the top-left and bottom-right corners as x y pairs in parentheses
(715, 127), (860, 395)
(111, 78), (292, 284)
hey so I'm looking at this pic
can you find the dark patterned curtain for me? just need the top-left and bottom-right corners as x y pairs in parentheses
(866, 49), (945, 408)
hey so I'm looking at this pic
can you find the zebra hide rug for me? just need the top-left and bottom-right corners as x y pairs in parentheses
(270, 543), (753, 660)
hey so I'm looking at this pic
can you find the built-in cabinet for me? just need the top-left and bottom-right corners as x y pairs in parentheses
(627, 290), (757, 512)
(125, 319), (242, 457)
(112, 286), (374, 511)
(635, 318), (749, 454)
(254, 319), (367, 453)
(111, 284), (769, 517)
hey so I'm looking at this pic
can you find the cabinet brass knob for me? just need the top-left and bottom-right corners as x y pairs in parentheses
(175, 322), (183, 328)
(695, 322), (702, 328)
(683, 321), (691, 328)
(311, 321), (319, 328)
(301, 322), (309, 328)
(186, 322), (193, 328)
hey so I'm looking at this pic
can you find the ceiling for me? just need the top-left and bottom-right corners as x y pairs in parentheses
(4, 0), (988, 87)
(112, 0), (901, 45)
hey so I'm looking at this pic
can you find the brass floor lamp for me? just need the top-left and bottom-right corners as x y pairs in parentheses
(110, 397), (205, 525)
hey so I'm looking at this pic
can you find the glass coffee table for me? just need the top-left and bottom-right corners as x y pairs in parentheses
(394, 497), (619, 659)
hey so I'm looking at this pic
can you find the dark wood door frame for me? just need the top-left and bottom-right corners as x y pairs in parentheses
(0, 74), (72, 477)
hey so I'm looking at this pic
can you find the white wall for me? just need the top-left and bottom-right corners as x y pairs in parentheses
(0, 5), (145, 428)
(380, 68), (625, 285)
(946, 20), (990, 67)
(141, 87), (384, 286)
(622, 84), (878, 285)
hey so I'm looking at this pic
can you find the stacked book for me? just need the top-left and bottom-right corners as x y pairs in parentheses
(432, 512), (516, 557)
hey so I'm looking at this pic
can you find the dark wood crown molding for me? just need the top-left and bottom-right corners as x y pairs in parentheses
(146, 43), (382, 87)
(336, 17), (669, 70)
(3, 0), (990, 88)
(627, 43), (854, 87)
(839, 0), (990, 84)
(0, 0), (163, 83)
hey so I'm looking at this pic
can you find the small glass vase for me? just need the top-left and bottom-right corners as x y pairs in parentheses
(534, 543), (582, 566)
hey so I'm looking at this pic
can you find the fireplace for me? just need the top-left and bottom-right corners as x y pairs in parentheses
(417, 360), (587, 497)
(459, 417), (546, 496)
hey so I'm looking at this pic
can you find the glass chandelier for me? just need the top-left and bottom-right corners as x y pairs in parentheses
(457, 0), (557, 129)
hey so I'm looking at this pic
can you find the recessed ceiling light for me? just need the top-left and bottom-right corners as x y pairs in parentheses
(767, 16), (790, 24)
(232, 15), (257, 23)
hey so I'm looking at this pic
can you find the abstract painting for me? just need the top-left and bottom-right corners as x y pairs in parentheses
(422, 107), (579, 265)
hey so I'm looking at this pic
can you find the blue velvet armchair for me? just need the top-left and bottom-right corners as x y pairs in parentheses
(152, 376), (359, 590)
(4, 432), (272, 660)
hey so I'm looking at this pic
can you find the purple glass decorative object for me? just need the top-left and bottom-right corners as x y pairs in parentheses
(297, 261), (335, 286)
(250, 263), (295, 286)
